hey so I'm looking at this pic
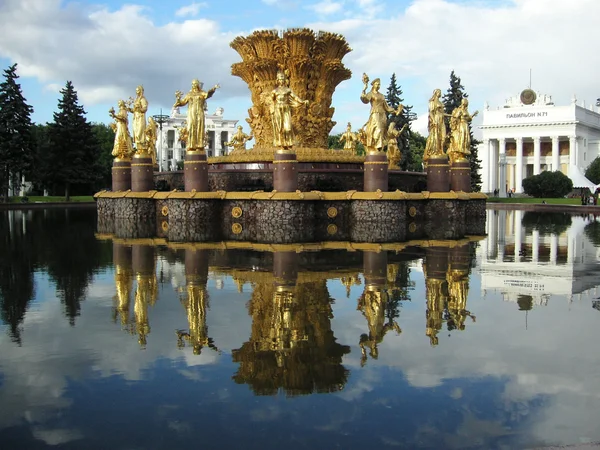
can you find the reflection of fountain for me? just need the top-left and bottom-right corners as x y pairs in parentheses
(232, 252), (350, 396)
(176, 249), (219, 355)
(132, 245), (158, 348)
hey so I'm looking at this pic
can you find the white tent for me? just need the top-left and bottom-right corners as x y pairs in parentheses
(568, 166), (597, 190)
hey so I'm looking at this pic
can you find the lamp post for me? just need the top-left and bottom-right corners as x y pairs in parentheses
(152, 109), (170, 172)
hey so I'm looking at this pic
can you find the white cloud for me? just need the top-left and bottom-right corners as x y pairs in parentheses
(308, 0), (344, 16)
(175, 2), (208, 18)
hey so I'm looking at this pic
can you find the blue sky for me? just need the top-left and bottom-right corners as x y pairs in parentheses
(0, 0), (598, 136)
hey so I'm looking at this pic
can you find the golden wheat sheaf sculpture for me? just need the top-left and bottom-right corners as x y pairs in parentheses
(230, 28), (352, 152)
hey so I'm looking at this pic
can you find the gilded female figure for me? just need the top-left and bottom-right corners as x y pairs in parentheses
(448, 98), (478, 164)
(386, 122), (408, 169)
(109, 100), (134, 160)
(173, 79), (219, 151)
(145, 116), (158, 164)
(127, 85), (148, 150)
(271, 71), (308, 149)
(423, 89), (448, 166)
(339, 122), (357, 151)
(360, 73), (403, 152)
(225, 125), (253, 153)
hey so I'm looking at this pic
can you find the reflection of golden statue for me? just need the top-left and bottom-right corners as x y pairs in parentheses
(423, 88), (449, 166)
(425, 277), (446, 346)
(339, 122), (358, 152)
(126, 85), (148, 152)
(225, 125), (253, 154)
(386, 122), (408, 169)
(145, 116), (158, 165)
(446, 268), (475, 331)
(113, 264), (133, 328)
(173, 80), (219, 151)
(447, 98), (478, 165)
(134, 273), (157, 348)
(109, 100), (134, 160)
(177, 283), (219, 355)
(360, 73), (403, 152)
(357, 287), (401, 366)
(271, 71), (309, 149)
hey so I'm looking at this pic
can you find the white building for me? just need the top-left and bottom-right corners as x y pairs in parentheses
(478, 209), (600, 305)
(156, 106), (239, 171)
(478, 89), (600, 195)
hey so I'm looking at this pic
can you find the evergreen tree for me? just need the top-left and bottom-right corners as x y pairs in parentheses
(385, 73), (416, 170)
(407, 131), (426, 172)
(442, 71), (482, 191)
(44, 81), (100, 200)
(0, 64), (34, 200)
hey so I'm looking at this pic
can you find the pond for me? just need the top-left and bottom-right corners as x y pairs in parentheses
(1, 207), (600, 449)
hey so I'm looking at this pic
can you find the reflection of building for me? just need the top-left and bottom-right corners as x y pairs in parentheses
(478, 91), (600, 194)
(156, 106), (239, 171)
(480, 210), (600, 304)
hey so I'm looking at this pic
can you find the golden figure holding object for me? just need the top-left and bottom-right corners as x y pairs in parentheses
(126, 85), (148, 154)
(145, 116), (158, 165)
(423, 88), (450, 166)
(225, 125), (253, 154)
(109, 100), (134, 160)
(339, 122), (358, 152)
(386, 122), (408, 169)
(360, 73), (403, 152)
(447, 98), (478, 165)
(271, 70), (309, 149)
(173, 80), (219, 152)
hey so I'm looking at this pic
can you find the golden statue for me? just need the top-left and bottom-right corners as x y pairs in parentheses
(271, 70), (309, 149)
(386, 122), (408, 169)
(173, 80), (219, 151)
(339, 122), (358, 152)
(423, 88), (449, 166)
(230, 29), (352, 152)
(360, 73), (403, 152)
(109, 100), (134, 160)
(126, 85), (148, 152)
(447, 98), (478, 165)
(145, 116), (158, 165)
(177, 120), (188, 147)
(225, 125), (253, 154)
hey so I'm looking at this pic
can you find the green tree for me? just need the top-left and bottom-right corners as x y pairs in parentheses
(522, 171), (573, 198)
(328, 133), (343, 149)
(92, 122), (116, 190)
(585, 156), (600, 184)
(44, 81), (100, 200)
(385, 73), (415, 170)
(0, 64), (34, 201)
(442, 71), (482, 191)
(407, 130), (426, 172)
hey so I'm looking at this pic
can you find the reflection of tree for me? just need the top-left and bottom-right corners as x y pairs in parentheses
(517, 295), (533, 311)
(385, 262), (411, 323)
(584, 221), (600, 247)
(232, 280), (350, 396)
(521, 211), (572, 235)
(0, 211), (35, 344)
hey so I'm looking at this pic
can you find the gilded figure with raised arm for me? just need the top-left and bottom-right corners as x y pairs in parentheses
(271, 70), (309, 149)
(225, 125), (253, 154)
(173, 79), (219, 151)
(339, 122), (358, 152)
(386, 122), (408, 169)
(109, 100), (134, 160)
(447, 98), (478, 164)
(423, 88), (450, 166)
(360, 73), (403, 152)
(126, 85), (148, 152)
(145, 116), (158, 165)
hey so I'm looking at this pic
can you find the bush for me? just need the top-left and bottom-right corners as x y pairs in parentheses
(522, 171), (573, 198)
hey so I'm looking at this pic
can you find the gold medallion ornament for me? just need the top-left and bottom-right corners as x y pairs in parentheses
(161, 221), (169, 231)
(231, 206), (243, 218)
(232, 223), (243, 234)
(327, 224), (338, 235)
(161, 205), (169, 217)
(408, 206), (417, 217)
(520, 88), (537, 105)
(327, 207), (338, 218)
(408, 222), (417, 233)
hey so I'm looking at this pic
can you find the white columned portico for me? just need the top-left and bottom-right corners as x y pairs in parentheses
(533, 137), (541, 175)
(490, 140), (497, 194)
(552, 136), (560, 172)
(516, 137), (524, 193)
(569, 136), (576, 167)
(481, 139), (490, 192)
(499, 138), (507, 197)
(532, 229), (539, 263)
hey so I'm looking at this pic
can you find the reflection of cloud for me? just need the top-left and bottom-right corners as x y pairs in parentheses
(32, 427), (83, 446)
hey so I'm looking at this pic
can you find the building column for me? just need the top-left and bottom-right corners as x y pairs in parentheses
(514, 210), (522, 262)
(481, 139), (490, 192)
(567, 236), (574, 263)
(490, 140), (498, 194)
(533, 136), (541, 175)
(569, 136), (576, 168)
(499, 138), (507, 197)
(532, 229), (539, 263)
(516, 137), (523, 193)
(497, 210), (506, 260)
(552, 136), (560, 172)
(550, 234), (558, 263)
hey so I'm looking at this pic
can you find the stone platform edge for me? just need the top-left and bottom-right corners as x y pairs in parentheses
(94, 189), (488, 201)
